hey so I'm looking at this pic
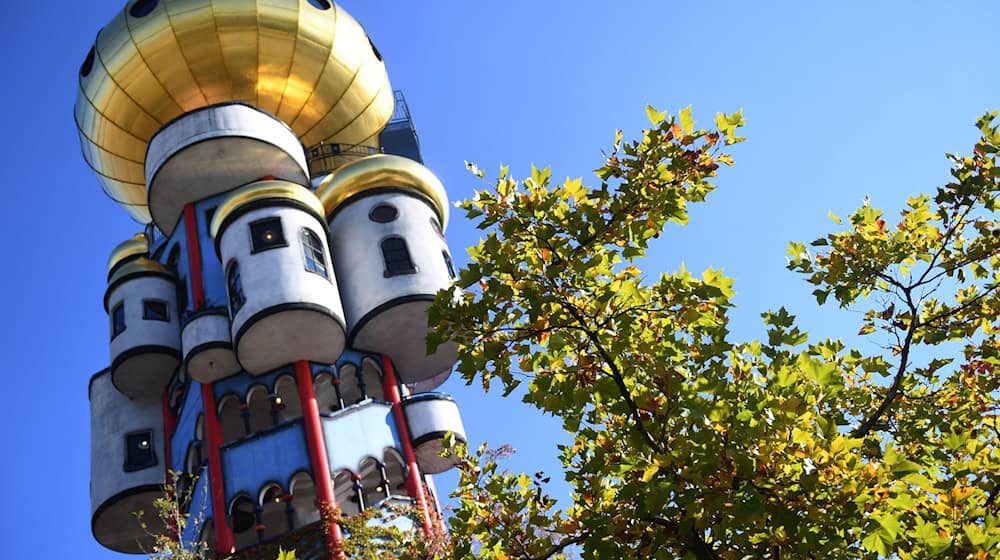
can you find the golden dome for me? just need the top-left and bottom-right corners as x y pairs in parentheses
(210, 179), (325, 241)
(106, 232), (149, 277)
(76, 0), (394, 223)
(315, 154), (450, 229)
(104, 257), (175, 310)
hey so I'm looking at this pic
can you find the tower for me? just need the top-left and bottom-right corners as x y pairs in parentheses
(78, 1), (466, 556)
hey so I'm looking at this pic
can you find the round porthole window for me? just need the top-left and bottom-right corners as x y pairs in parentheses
(80, 46), (96, 78)
(308, 0), (332, 10)
(369, 203), (398, 223)
(130, 0), (158, 18)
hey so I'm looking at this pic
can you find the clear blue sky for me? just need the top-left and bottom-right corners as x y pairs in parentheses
(0, 2), (997, 558)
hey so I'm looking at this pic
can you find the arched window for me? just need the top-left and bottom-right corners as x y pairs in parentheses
(314, 371), (343, 412)
(195, 413), (205, 442)
(226, 261), (245, 317)
(274, 376), (302, 423)
(334, 470), (361, 517)
(290, 472), (319, 528)
(229, 496), (257, 549)
(383, 449), (407, 497)
(360, 357), (385, 401)
(359, 457), (389, 508)
(219, 395), (244, 445)
(336, 363), (363, 405)
(380, 237), (416, 277)
(301, 229), (328, 278)
(443, 251), (456, 279)
(259, 484), (289, 540)
(246, 385), (272, 434)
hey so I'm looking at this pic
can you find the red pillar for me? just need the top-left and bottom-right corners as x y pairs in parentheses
(380, 355), (433, 535)
(201, 384), (236, 554)
(183, 203), (205, 309)
(294, 360), (345, 558)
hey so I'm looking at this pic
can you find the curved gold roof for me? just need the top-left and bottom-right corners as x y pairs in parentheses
(105, 257), (175, 309)
(315, 154), (449, 229)
(106, 232), (149, 276)
(210, 180), (325, 240)
(76, 0), (394, 223)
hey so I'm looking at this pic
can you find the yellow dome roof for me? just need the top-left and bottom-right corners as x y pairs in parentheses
(76, 0), (394, 223)
(106, 232), (149, 276)
(315, 154), (450, 229)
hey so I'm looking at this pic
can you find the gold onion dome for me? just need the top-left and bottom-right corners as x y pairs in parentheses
(316, 154), (450, 229)
(75, 0), (394, 223)
(106, 232), (149, 277)
(210, 179), (324, 241)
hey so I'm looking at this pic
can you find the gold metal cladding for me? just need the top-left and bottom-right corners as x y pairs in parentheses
(210, 180), (325, 240)
(107, 233), (150, 276)
(76, 0), (393, 223)
(315, 154), (450, 229)
(105, 257), (175, 310)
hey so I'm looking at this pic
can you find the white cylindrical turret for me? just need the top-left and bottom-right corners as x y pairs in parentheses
(317, 155), (458, 387)
(402, 393), (466, 474)
(105, 235), (182, 398)
(211, 181), (346, 374)
(182, 310), (241, 383)
(145, 103), (310, 235)
(89, 369), (167, 553)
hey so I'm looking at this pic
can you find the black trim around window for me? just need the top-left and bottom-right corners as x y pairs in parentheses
(142, 299), (170, 321)
(381, 236), (416, 277)
(111, 302), (126, 339)
(123, 430), (157, 472)
(249, 217), (287, 253)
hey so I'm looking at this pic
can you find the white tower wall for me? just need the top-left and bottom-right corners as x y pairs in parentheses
(107, 274), (182, 398)
(328, 192), (458, 385)
(219, 205), (346, 374)
(89, 370), (167, 554)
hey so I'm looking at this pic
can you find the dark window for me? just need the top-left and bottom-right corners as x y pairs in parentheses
(143, 299), (169, 321)
(249, 217), (286, 253)
(177, 278), (188, 315)
(369, 203), (398, 223)
(227, 261), (246, 317)
(430, 216), (444, 238)
(307, 0), (331, 10)
(204, 207), (216, 229)
(301, 229), (329, 278)
(443, 251), (456, 279)
(230, 497), (257, 533)
(129, 0), (158, 18)
(80, 46), (95, 77)
(381, 237), (416, 277)
(111, 302), (126, 339)
(124, 430), (157, 472)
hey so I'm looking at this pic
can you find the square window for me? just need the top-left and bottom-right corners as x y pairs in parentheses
(124, 430), (157, 472)
(143, 299), (170, 321)
(111, 302), (126, 339)
(249, 217), (287, 253)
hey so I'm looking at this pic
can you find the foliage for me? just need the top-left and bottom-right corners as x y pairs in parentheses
(138, 470), (212, 559)
(427, 108), (1000, 559)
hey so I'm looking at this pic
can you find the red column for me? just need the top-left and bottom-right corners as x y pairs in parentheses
(380, 355), (433, 535)
(183, 203), (205, 310)
(294, 360), (345, 558)
(201, 384), (236, 554)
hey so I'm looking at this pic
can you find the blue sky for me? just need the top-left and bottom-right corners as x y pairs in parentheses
(1, 2), (998, 558)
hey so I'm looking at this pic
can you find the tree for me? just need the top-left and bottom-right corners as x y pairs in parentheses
(428, 108), (1000, 559)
